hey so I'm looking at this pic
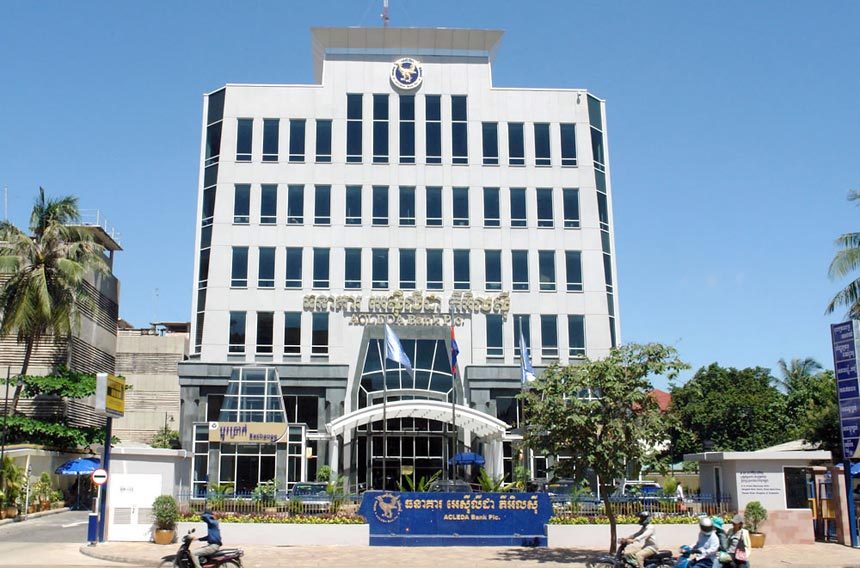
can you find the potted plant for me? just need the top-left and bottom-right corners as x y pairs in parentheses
(152, 495), (179, 545)
(251, 480), (278, 513)
(0, 457), (24, 519)
(33, 472), (53, 511)
(51, 489), (65, 509)
(744, 501), (768, 548)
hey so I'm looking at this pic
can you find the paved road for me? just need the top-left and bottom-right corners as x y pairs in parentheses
(0, 510), (134, 566)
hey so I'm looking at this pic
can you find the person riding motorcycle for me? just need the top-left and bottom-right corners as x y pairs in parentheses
(688, 517), (719, 568)
(191, 510), (222, 568)
(621, 511), (658, 568)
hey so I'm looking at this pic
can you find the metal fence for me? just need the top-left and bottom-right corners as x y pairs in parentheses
(176, 490), (360, 517)
(550, 495), (734, 518)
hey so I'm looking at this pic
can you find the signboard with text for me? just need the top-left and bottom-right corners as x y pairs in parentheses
(831, 321), (860, 458)
(95, 373), (125, 418)
(207, 422), (288, 444)
(358, 491), (551, 546)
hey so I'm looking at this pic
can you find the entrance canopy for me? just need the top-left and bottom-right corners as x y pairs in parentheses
(327, 399), (507, 441)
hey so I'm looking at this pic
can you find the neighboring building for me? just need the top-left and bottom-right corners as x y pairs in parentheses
(180, 27), (620, 496)
(114, 321), (190, 444)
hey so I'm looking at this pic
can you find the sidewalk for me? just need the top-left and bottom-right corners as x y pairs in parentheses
(81, 541), (860, 568)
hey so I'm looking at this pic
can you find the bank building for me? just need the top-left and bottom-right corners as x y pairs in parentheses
(180, 27), (619, 496)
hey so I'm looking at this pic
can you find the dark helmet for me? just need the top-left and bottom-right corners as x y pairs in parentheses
(637, 511), (652, 526)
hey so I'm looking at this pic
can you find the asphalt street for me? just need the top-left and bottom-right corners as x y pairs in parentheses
(0, 509), (92, 543)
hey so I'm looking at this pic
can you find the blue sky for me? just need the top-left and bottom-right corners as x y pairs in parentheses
(1, 1), (858, 386)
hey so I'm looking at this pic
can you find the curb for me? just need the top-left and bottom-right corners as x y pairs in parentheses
(0, 506), (71, 527)
(79, 544), (161, 567)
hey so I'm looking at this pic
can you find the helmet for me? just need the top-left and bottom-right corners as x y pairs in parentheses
(637, 511), (652, 526)
(711, 516), (724, 530)
(699, 517), (713, 532)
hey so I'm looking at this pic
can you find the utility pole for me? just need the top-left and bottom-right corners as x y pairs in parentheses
(381, 0), (390, 27)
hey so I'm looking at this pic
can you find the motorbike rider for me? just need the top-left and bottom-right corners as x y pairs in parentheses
(688, 516), (719, 568)
(191, 510), (222, 568)
(621, 511), (658, 568)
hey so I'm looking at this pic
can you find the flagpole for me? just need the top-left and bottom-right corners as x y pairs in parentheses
(519, 316), (529, 485)
(382, 339), (387, 491)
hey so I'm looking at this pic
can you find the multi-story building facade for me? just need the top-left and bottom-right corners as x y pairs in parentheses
(179, 27), (619, 496)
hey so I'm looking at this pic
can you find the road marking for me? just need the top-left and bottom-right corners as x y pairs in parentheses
(61, 521), (87, 528)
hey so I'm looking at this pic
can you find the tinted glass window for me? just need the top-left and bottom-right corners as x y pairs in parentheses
(485, 250), (502, 291)
(568, 315), (585, 357)
(534, 123), (551, 166)
(287, 185), (304, 224)
(508, 123), (524, 166)
(400, 249), (416, 289)
(260, 184), (277, 224)
(284, 312), (301, 354)
(289, 119), (306, 162)
(229, 311), (246, 353)
(563, 188), (580, 228)
(451, 96), (468, 164)
(453, 188), (469, 226)
(346, 185), (362, 225)
(482, 122), (498, 165)
(202, 187), (216, 225)
(400, 95), (415, 164)
(510, 188), (527, 227)
(234, 184), (250, 224)
(263, 119), (279, 162)
(454, 249), (470, 289)
(346, 94), (362, 163)
(231, 247), (248, 287)
(426, 187), (442, 226)
(316, 119), (332, 162)
(425, 95), (441, 164)
(591, 127), (605, 166)
(565, 251), (583, 292)
(258, 247), (275, 288)
(256, 312), (274, 353)
(512, 250), (528, 291)
(345, 248), (362, 289)
(597, 191), (609, 229)
(538, 250), (556, 291)
(399, 187), (415, 226)
(560, 123), (577, 166)
(541, 315), (558, 358)
(587, 95), (603, 130)
(373, 94), (389, 163)
(486, 314), (503, 358)
(537, 188), (553, 227)
(372, 248), (389, 289)
(314, 185), (331, 225)
(285, 248), (302, 288)
(372, 186), (388, 225)
(313, 248), (330, 288)
(426, 249), (443, 290)
(483, 187), (500, 227)
(236, 118), (252, 161)
(312, 313), (329, 355)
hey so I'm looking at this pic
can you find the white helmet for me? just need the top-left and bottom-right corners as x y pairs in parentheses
(699, 517), (713, 532)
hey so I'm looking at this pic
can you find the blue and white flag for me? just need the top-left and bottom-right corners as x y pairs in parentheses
(384, 324), (414, 376)
(519, 328), (536, 385)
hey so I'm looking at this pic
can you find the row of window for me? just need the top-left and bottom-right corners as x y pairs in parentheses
(227, 311), (586, 360)
(227, 184), (581, 229)
(228, 247), (584, 292)
(231, 94), (578, 167)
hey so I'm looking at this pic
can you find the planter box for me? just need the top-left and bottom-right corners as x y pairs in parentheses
(177, 522), (369, 546)
(547, 524), (689, 550)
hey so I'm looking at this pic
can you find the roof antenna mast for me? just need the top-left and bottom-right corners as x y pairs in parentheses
(382, 0), (390, 27)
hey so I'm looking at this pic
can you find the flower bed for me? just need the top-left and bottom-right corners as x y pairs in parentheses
(550, 514), (701, 525)
(180, 512), (365, 524)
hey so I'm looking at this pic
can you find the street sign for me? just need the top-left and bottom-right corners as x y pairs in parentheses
(95, 373), (125, 418)
(92, 468), (108, 486)
(831, 321), (860, 458)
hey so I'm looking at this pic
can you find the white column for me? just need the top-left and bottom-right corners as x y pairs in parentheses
(329, 436), (340, 477)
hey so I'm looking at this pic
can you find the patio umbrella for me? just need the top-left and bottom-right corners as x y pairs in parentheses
(448, 452), (485, 466)
(55, 457), (100, 510)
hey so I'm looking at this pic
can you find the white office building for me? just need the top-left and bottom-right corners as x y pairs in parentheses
(179, 27), (619, 496)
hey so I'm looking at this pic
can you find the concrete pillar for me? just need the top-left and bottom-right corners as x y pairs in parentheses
(329, 436), (340, 478)
(276, 443), (288, 488)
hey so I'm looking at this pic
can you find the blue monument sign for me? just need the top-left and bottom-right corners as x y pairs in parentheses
(358, 491), (552, 546)
(832, 321), (860, 458)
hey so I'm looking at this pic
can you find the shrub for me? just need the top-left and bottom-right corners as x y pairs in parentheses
(180, 512), (365, 524)
(549, 515), (700, 525)
(744, 501), (768, 533)
(153, 495), (179, 531)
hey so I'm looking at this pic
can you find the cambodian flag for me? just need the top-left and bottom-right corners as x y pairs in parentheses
(450, 326), (460, 376)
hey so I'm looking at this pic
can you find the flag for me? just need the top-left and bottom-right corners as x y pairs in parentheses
(519, 328), (535, 385)
(450, 326), (460, 376)
(384, 324), (413, 375)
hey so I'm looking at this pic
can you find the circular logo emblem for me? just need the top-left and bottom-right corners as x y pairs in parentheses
(209, 421), (219, 430)
(390, 58), (423, 90)
(373, 492), (402, 523)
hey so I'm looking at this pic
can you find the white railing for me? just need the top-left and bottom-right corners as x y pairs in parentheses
(78, 209), (121, 245)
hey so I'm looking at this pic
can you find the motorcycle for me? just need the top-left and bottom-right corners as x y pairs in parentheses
(592, 540), (676, 568)
(162, 528), (244, 568)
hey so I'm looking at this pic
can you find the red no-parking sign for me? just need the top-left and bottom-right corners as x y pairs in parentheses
(91, 468), (108, 486)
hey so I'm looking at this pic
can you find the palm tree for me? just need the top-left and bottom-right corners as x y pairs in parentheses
(774, 357), (823, 392)
(827, 190), (860, 318)
(0, 187), (107, 413)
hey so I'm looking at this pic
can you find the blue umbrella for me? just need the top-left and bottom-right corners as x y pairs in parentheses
(448, 452), (485, 466)
(55, 457), (100, 475)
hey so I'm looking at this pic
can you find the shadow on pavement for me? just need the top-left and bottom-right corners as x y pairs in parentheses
(493, 547), (601, 564)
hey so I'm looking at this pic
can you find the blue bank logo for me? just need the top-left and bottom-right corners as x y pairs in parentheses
(391, 58), (423, 90)
(373, 492), (402, 523)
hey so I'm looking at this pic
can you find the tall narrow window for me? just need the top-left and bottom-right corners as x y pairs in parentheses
(486, 314), (503, 358)
(453, 187), (469, 226)
(399, 187), (415, 226)
(512, 250), (528, 291)
(568, 315), (586, 358)
(541, 315), (558, 359)
(454, 249), (470, 289)
(425, 95), (441, 164)
(372, 186), (388, 225)
(289, 119), (306, 162)
(285, 247), (302, 288)
(451, 95), (468, 165)
(372, 248), (388, 289)
(588, 95), (605, 171)
(260, 184), (277, 224)
(345, 248), (362, 290)
(426, 249), (443, 290)
(233, 184), (250, 224)
(399, 95), (415, 164)
(258, 247), (275, 288)
(256, 312), (274, 354)
(482, 122), (498, 165)
(284, 312), (301, 355)
(514, 315), (530, 358)
(400, 249), (416, 289)
(202, 187), (216, 226)
(315, 119), (332, 163)
(534, 123), (551, 166)
(426, 187), (442, 226)
(313, 248), (330, 289)
(485, 250), (502, 291)
(287, 185), (304, 224)
(565, 251), (583, 292)
(346, 94), (362, 163)
(373, 94), (389, 164)
(483, 187), (500, 227)
(538, 251), (556, 291)
(229, 311), (246, 353)
(537, 188), (554, 227)
(314, 185), (331, 225)
(510, 188), (527, 227)
(563, 188), (580, 229)
(236, 118), (252, 162)
(346, 186), (362, 225)
(591, 128), (605, 168)
(262, 119), (279, 162)
(231, 247), (248, 287)
(560, 123), (577, 166)
(508, 123), (524, 166)
(312, 313), (329, 356)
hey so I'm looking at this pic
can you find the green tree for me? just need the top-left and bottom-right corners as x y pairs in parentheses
(522, 343), (686, 552)
(668, 364), (790, 459)
(796, 370), (843, 460)
(826, 189), (860, 318)
(774, 357), (823, 393)
(0, 188), (107, 413)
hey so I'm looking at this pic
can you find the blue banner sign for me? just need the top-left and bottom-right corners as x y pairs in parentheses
(832, 321), (860, 459)
(358, 491), (552, 546)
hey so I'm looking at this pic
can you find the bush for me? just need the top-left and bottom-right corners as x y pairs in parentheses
(549, 515), (700, 525)
(152, 495), (179, 531)
(180, 512), (365, 524)
(150, 426), (180, 449)
(744, 501), (768, 533)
